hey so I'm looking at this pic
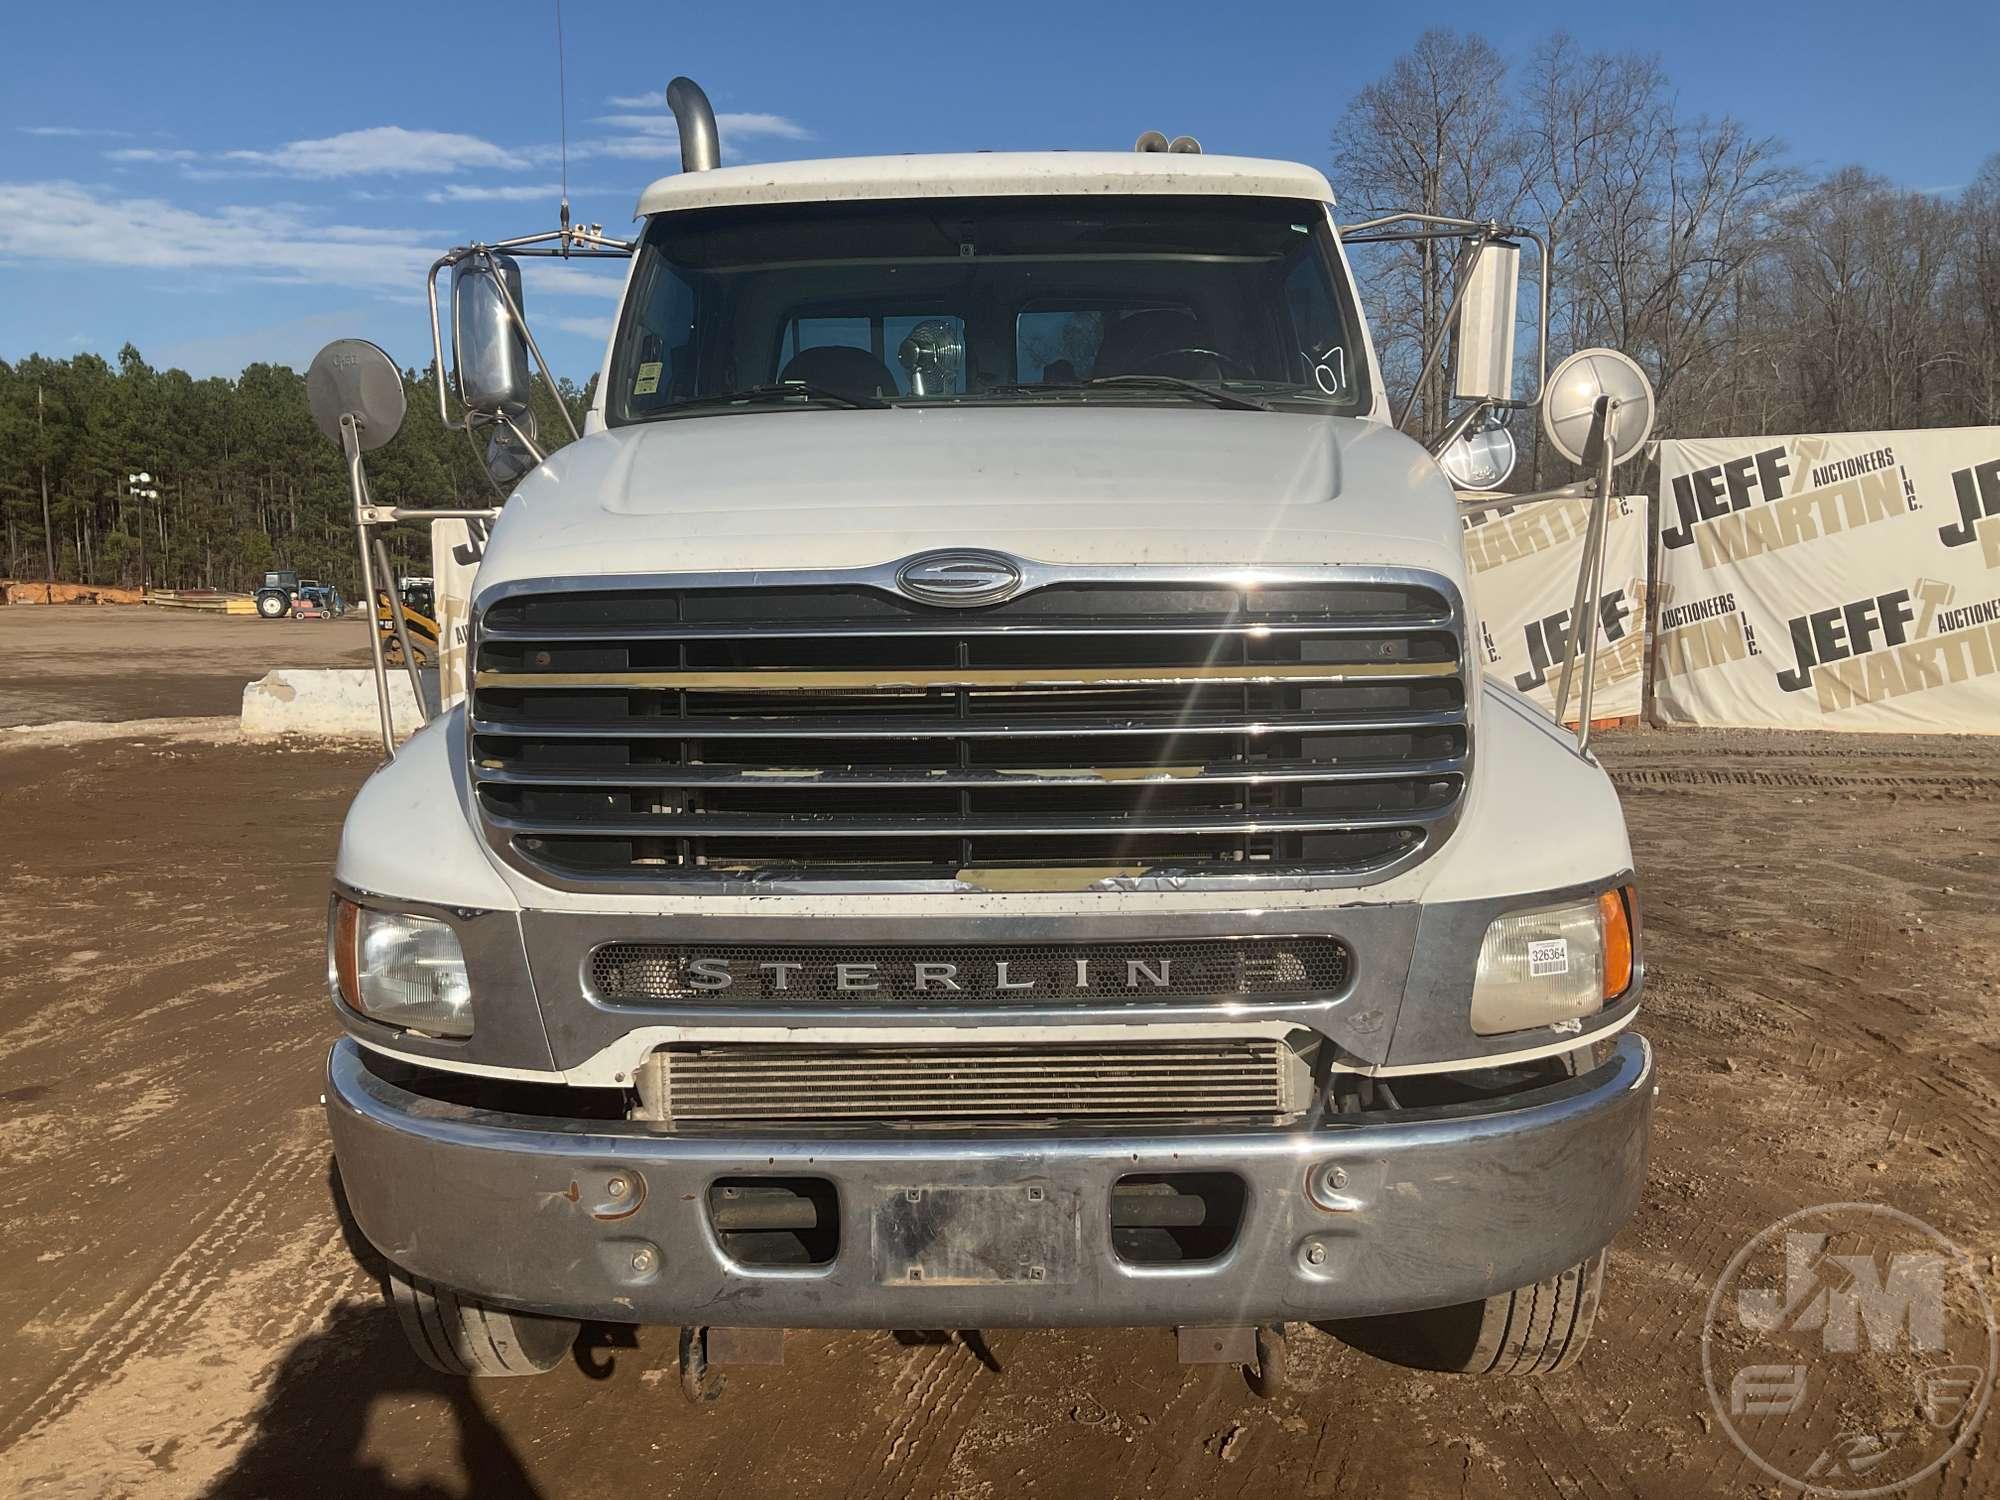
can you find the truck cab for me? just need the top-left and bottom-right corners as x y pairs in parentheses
(320, 87), (1652, 1392)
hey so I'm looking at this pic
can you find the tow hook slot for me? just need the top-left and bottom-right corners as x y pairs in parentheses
(1111, 1173), (1246, 1264)
(706, 1177), (839, 1267)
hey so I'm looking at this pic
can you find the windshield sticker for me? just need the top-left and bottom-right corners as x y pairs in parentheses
(1528, 938), (1570, 977)
(633, 361), (662, 396)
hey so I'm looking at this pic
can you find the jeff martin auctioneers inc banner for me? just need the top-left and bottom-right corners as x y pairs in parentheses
(1653, 427), (2000, 734)
(1461, 494), (1649, 723)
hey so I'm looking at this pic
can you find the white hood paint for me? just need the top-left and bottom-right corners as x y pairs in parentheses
(473, 408), (1469, 597)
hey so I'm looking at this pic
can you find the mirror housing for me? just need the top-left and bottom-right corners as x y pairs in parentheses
(1542, 347), (1657, 468)
(451, 254), (531, 415)
(484, 411), (541, 485)
(1452, 240), (1519, 404)
(1439, 417), (1519, 491)
(305, 339), (406, 452)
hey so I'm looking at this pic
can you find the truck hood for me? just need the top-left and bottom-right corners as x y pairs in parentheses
(474, 406), (1467, 597)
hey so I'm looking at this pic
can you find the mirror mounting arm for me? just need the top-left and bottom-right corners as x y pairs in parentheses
(425, 228), (634, 441)
(1551, 396), (1620, 756)
(1338, 214), (1551, 436)
(340, 413), (400, 759)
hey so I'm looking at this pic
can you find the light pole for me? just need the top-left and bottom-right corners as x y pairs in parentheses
(125, 472), (160, 595)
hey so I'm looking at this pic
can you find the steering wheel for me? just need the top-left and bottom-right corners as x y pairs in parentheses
(1134, 346), (1255, 378)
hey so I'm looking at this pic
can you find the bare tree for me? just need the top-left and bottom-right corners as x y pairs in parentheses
(1331, 29), (1528, 440)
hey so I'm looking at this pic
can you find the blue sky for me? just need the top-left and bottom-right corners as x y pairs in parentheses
(3, 0), (1993, 382)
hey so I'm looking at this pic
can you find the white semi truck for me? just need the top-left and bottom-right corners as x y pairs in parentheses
(312, 79), (1656, 1397)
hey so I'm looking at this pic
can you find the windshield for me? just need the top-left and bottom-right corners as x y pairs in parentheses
(607, 194), (1370, 423)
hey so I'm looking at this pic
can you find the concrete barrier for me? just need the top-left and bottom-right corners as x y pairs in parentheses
(241, 668), (437, 741)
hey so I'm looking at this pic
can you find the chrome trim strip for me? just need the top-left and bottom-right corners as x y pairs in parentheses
(474, 660), (1456, 690)
(469, 707), (1468, 741)
(489, 803), (1454, 840)
(471, 755), (1467, 791)
(478, 614), (1454, 643)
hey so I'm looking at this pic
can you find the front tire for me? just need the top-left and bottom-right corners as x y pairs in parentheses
(1323, 1250), (1606, 1376)
(386, 1266), (578, 1378)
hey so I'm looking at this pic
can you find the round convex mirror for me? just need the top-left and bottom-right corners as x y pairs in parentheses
(1440, 420), (1519, 491)
(307, 339), (407, 452)
(1541, 347), (1655, 467)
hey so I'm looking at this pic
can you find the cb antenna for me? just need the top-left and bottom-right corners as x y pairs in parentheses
(554, 0), (571, 252)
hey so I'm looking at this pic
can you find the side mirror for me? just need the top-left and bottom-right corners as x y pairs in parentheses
(1542, 348), (1656, 468)
(1451, 239), (1520, 404)
(451, 254), (531, 415)
(484, 410), (541, 484)
(306, 339), (406, 452)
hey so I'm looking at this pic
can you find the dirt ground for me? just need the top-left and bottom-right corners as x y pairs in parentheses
(0, 607), (374, 727)
(0, 710), (1996, 1498)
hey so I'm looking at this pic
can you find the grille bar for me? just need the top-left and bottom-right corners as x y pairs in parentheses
(475, 661), (1457, 691)
(478, 614), (1449, 643)
(474, 754), (1467, 790)
(470, 706), (1466, 741)
(498, 804), (1452, 840)
(651, 1040), (1298, 1126)
(470, 570), (1467, 887)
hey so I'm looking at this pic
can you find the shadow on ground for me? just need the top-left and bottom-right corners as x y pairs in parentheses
(201, 1165), (548, 1500)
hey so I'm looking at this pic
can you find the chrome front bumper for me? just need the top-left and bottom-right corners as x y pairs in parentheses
(326, 1035), (1654, 1328)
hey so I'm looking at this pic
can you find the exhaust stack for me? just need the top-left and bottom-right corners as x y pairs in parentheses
(666, 77), (720, 173)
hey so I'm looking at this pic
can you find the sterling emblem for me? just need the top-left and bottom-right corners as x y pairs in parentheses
(895, 550), (1025, 607)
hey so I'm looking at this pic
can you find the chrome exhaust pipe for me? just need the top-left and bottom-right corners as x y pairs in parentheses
(666, 76), (720, 173)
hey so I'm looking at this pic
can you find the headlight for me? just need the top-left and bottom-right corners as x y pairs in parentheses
(1469, 888), (1634, 1036)
(330, 898), (473, 1038)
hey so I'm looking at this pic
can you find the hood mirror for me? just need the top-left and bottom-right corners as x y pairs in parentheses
(484, 410), (542, 484)
(1439, 415), (1519, 492)
(306, 339), (406, 452)
(452, 253), (532, 416)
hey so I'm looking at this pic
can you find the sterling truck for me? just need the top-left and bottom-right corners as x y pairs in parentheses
(315, 78), (1655, 1397)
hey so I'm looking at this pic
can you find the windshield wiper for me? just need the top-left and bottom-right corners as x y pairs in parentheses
(663, 381), (891, 413)
(991, 375), (1270, 412)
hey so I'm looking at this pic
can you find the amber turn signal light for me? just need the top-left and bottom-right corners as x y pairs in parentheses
(331, 896), (361, 1009)
(1600, 887), (1634, 999)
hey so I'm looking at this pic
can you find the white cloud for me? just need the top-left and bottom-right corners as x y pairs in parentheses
(19, 125), (132, 139)
(423, 182), (567, 204)
(106, 147), (199, 163)
(223, 126), (535, 178)
(554, 315), (614, 340)
(587, 108), (811, 143)
(0, 179), (443, 294)
(577, 98), (813, 164)
(573, 136), (679, 162)
(522, 261), (627, 300)
(717, 112), (814, 143)
(0, 180), (631, 309)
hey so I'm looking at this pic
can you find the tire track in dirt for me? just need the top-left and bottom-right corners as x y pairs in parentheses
(0, 1124), (324, 1451)
(1611, 766), (2000, 795)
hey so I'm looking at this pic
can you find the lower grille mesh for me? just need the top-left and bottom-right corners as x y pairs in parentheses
(645, 1040), (1299, 1127)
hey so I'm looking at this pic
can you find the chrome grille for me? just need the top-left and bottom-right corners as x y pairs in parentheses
(470, 569), (1468, 889)
(643, 1039), (1302, 1127)
(589, 937), (1349, 1005)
